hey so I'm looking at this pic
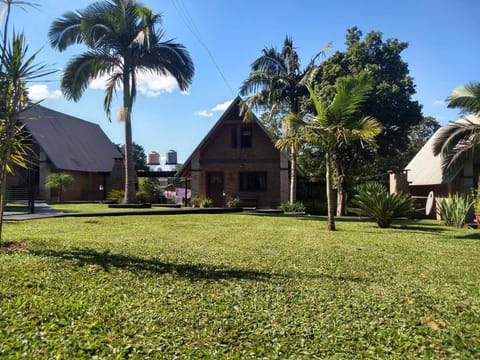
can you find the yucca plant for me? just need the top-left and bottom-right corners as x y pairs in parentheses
(350, 182), (414, 228)
(436, 194), (473, 228)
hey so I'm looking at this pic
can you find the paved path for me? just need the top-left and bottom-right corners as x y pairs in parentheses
(4, 203), (244, 221)
(4, 203), (63, 220)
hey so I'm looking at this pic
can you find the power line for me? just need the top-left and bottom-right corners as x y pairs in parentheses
(170, 0), (236, 97)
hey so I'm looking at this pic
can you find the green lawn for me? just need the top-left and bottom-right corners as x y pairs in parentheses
(1, 214), (479, 358)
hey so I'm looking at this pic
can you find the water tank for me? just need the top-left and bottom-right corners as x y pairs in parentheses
(147, 151), (160, 165)
(166, 150), (177, 165)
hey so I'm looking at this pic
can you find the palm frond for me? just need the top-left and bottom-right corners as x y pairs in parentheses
(48, 11), (83, 51)
(61, 50), (113, 101)
(447, 81), (480, 115)
(141, 36), (194, 91)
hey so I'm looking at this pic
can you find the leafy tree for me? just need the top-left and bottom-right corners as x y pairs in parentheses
(45, 172), (75, 201)
(0, 0), (52, 243)
(307, 73), (381, 230)
(49, 0), (194, 203)
(406, 116), (440, 158)
(116, 142), (148, 171)
(314, 27), (423, 175)
(240, 36), (330, 203)
(432, 81), (480, 179)
(350, 182), (414, 228)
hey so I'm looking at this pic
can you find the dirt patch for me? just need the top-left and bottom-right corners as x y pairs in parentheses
(0, 240), (28, 253)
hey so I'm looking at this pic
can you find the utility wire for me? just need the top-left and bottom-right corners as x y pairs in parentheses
(171, 0), (236, 97)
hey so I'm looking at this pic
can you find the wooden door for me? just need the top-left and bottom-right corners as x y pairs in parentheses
(206, 172), (224, 207)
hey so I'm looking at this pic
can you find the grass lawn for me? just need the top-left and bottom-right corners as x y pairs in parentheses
(50, 203), (180, 213)
(1, 213), (479, 358)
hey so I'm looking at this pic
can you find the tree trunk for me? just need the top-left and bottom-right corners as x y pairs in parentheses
(336, 173), (345, 217)
(123, 70), (136, 204)
(289, 144), (296, 204)
(325, 153), (336, 231)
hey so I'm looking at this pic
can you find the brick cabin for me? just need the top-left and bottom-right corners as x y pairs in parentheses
(178, 97), (294, 208)
(7, 105), (124, 202)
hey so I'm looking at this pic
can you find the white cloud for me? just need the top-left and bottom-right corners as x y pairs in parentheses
(196, 99), (234, 117)
(195, 110), (213, 117)
(88, 70), (183, 97)
(433, 99), (445, 106)
(212, 99), (233, 112)
(27, 84), (63, 101)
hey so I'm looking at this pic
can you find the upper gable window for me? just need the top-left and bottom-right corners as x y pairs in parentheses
(231, 127), (238, 148)
(240, 127), (252, 148)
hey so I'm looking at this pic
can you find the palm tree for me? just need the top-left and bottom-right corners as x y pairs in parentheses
(432, 81), (480, 180)
(240, 36), (330, 204)
(49, 0), (194, 203)
(45, 172), (75, 201)
(307, 73), (381, 231)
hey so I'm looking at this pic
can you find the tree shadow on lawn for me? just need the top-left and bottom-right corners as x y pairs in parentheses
(29, 247), (275, 281)
(28, 247), (370, 284)
(454, 232), (480, 241)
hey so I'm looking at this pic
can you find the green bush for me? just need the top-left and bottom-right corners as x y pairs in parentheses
(189, 196), (200, 207)
(280, 201), (306, 213)
(107, 189), (124, 203)
(350, 182), (414, 228)
(436, 194), (473, 228)
(200, 197), (213, 208)
(137, 178), (163, 203)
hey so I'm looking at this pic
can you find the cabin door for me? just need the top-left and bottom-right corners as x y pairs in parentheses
(206, 172), (224, 207)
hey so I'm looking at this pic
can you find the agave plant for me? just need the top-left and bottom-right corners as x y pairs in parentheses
(436, 194), (473, 228)
(350, 182), (414, 228)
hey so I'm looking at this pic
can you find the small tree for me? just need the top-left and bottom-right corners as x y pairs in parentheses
(45, 173), (74, 201)
(0, 1), (53, 243)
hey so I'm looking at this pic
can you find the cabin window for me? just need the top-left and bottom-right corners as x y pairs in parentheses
(239, 172), (267, 192)
(231, 127), (238, 148)
(240, 127), (252, 148)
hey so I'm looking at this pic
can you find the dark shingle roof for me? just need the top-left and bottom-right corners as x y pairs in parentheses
(21, 105), (122, 172)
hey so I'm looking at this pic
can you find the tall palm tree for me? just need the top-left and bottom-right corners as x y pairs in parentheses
(432, 81), (480, 180)
(49, 0), (194, 203)
(240, 36), (330, 204)
(307, 73), (381, 231)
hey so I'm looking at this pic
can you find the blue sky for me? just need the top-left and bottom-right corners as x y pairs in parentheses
(10, 0), (480, 165)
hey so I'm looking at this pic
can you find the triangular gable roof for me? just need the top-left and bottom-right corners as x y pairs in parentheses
(406, 114), (480, 186)
(21, 105), (122, 172)
(178, 96), (294, 176)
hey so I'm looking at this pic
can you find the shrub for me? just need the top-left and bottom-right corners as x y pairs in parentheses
(137, 178), (163, 203)
(189, 196), (200, 207)
(226, 195), (240, 208)
(200, 198), (213, 208)
(350, 182), (414, 228)
(473, 178), (480, 215)
(280, 201), (306, 213)
(107, 189), (124, 204)
(436, 194), (473, 228)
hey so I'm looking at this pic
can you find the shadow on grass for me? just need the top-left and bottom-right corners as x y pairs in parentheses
(28, 247), (370, 284)
(454, 232), (480, 241)
(29, 248), (274, 281)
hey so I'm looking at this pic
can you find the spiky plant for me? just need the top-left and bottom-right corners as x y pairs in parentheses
(350, 182), (413, 228)
(436, 194), (473, 228)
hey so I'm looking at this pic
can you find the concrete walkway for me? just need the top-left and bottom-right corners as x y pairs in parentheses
(4, 203), (64, 220)
(4, 203), (244, 221)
